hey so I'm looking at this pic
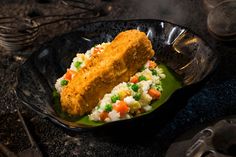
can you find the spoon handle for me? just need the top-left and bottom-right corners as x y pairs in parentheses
(17, 109), (42, 155)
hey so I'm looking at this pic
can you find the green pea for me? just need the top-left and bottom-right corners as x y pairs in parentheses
(74, 61), (82, 69)
(131, 84), (139, 92)
(105, 104), (112, 112)
(133, 93), (141, 101)
(138, 75), (147, 81)
(151, 69), (157, 76)
(60, 80), (68, 86)
(111, 95), (120, 103)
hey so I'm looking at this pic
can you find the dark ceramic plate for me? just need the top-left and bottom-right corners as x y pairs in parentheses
(15, 20), (218, 131)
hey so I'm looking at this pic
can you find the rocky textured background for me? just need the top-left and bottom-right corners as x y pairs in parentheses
(0, 0), (235, 157)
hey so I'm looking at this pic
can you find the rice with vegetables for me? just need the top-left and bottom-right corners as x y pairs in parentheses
(89, 59), (165, 122)
(55, 42), (166, 122)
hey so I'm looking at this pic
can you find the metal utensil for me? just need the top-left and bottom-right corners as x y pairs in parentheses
(207, 0), (236, 41)
(0, 108), (43, 157)
(203, 0), (223, 12)
(166, 118), (236, 157)
(0, 17), (39, 52)
(0, 2), (111, 51)
(61, 0), (95, 10)
(16, 108), (43, 157)
(61, 0), (112, 10)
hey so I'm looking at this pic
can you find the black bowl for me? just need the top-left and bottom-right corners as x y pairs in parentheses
(15, 19), (218, 132)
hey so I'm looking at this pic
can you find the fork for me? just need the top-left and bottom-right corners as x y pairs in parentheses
(0, 1), (111, 51)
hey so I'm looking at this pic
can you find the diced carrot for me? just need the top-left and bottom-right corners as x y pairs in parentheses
(148, 60), (157, 69)
(100, 111), (109, 121)
(148, 88), (161, 100)
(65, 69), (77, 81)
(113, 101), (129, 117)
(130, 75), (138, 83)
(65, 69), (72, 80)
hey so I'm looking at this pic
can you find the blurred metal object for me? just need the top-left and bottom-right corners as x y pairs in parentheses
(166, 118), (236, 157)
(61, 0), (112, 10)
(203, 0), (223, 12)
(0, 1), (112, 52)
(61, 0), (95, 10)
(0, 17), (39, 52)
(207, 0), (236, 41)
(0, 108), (43, 157)
(16, 108), (43, 157)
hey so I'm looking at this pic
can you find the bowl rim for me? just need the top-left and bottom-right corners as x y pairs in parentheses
(15, 19), (219, 132)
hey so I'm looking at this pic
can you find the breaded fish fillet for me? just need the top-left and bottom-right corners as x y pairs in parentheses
(60, 30), (155, 116)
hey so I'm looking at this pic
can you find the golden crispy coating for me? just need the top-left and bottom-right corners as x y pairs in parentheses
(60, 29), (155, 116)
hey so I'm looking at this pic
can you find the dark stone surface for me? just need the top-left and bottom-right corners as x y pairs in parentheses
(0, 0), (235, 157)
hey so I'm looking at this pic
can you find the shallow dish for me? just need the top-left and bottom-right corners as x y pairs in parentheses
(15, 20), (218, 131)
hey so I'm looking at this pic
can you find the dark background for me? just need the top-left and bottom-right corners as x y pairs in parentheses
(0, 0), (235, 157)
